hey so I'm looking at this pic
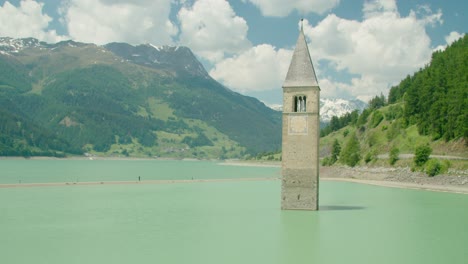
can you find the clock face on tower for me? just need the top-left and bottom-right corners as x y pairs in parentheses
(288, 115), (308, 135)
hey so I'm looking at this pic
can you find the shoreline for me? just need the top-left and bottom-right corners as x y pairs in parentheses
(321, 177), (468, 194)
(1, 177), (467, 194)
(0, 156), (223, 162)
(1, 158), (467, 194)
(0, 177), (279, 189)
(320, 165), (468, 194)
(219, 161), (281, 167)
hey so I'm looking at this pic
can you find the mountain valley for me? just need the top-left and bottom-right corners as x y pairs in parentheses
(0, 37), (282, 158)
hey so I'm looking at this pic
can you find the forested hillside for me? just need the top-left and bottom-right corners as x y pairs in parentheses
(390, 35), (467, 141)
(320, 35), (467, 170)
(0, 37), (281, 158)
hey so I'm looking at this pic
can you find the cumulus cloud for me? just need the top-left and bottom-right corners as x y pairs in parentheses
(0, 1), (65, 43)
(61, 0), (176, 45)
(210, 44), (292, 93)
(319, 78), (351, 99)
(434, 31), (465, 52)
(301, 0), (443, 100)
(243, 0), (339, 17)
(0, 0), (453, 104)
(178, 0), (251, 62)
(445, 31), (464, 45)
(210, 0), (445, 101)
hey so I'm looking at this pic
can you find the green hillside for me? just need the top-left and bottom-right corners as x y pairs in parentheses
(0, 38), (281, 158)
(320, 35), (467, 171)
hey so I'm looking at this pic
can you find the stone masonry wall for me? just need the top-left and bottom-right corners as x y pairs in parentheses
(281, 87), (320, 210)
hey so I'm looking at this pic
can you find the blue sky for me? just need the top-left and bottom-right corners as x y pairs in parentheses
(0, 0), (466, 105)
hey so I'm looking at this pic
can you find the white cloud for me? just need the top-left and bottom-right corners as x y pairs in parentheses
(346, 76), (390, 102)
(319, 78), (351, 99)
(434, 31), (465, 52)
(210, 44), (292, 93)
(445, 31), (464, 45)
(362, 0), (397, 18)
(61, 0), (176, 45)
(0, 1), (65, 43)
(211, 0), (446, 101)
(301, 0), (443, 100)
(178, 0), (251, 62)
(244, 0), (339, 17)
(414, 4), (443, 26)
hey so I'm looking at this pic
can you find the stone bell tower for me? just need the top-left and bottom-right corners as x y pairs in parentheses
(281, 22), (320, 210)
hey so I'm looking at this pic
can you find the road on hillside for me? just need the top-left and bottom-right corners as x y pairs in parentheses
(377, 154), (467, 160)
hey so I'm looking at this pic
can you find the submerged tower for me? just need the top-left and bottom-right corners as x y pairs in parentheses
(281, 22), (320, 210)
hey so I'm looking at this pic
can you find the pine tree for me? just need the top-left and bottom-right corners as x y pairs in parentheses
(340, 133), (361, 167)
(330, 139), (341, 164)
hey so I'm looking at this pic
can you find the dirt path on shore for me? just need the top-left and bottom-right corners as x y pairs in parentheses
(1, 162), (467, 194)
(0, 177), (279, 189)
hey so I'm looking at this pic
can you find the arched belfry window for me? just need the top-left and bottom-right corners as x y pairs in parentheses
(293, 95), (307, 112)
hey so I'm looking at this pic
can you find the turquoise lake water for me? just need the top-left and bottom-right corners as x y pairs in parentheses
(1, 159), (467, 264)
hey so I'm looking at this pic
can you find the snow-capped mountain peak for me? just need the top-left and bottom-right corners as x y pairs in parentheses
(267, 98), (367, 122)
(320, 98), (367, 122)
(0, 37), (44, 53)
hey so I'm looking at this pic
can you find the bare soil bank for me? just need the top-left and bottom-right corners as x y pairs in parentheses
(320, 166), (468, 194)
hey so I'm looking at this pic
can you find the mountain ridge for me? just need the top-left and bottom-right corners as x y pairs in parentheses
(0, 37), (281, 158)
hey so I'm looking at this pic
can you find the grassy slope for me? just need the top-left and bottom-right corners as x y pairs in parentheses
(4, 44), (254, 158)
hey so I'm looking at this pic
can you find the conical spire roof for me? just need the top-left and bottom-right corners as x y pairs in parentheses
(283, 25), (319, 88)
